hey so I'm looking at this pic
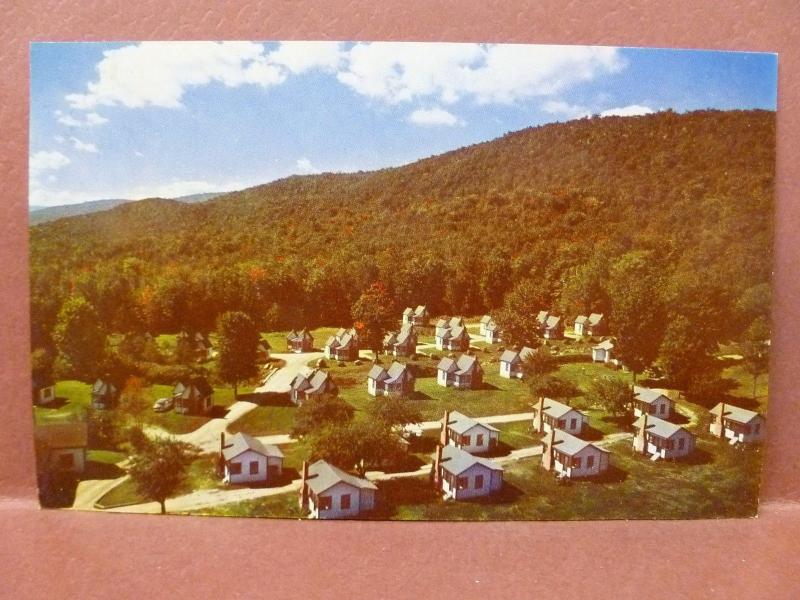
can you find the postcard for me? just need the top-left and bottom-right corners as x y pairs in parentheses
(29, 41), (775, 520)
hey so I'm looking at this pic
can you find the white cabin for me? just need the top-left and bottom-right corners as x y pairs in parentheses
(633, 386), (674, 419)
(633, 414), (695, 460)
(533, 397), (587, 435)
(300, 460), (377, 519)
(221, 432), (283, 485)
(709, 403), (766, 445)
(443, 410), (500, 454)
(499, 346), (535, 379)
(435, 445), (503, 500)
(541, 429), (610, 479)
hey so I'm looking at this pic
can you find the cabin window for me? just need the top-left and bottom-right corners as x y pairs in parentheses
(340, 494), (351, 510)
(474, 475), (484, 489)
(659, 403), (666, 414)
(572, 457), (582, 468)
(457, 477), (468, 490)
(587, 455), (595, 468)
(476, 434), (484, 447)
(557, 419), (566, 428)
(318, 496), (332, 511)
(678, 438), (685, 450)
(229, 462), (242, 475)
(570, 418), (577, 430)
(249, 461), (259, 475)
(754, 423), (761, 434)
(462, 435), (471, 447)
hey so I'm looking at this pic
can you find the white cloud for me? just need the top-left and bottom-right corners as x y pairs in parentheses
(70, 137), (98, 153)
(54, 135), (66, 144)
(600, 104), (654, 117)
(542, 100), (590, 120)
(64, 41), (347, 111)
(30, 150), (70, 177)
(295, 158), (320, 174)
(267, 41), (345, 74)
(55, 109), (109, 127)
(134, 150), (144, 157)
(408, 107), (464, 127)
(337, 43), (624, 105)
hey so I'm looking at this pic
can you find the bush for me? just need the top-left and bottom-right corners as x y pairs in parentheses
(316, 358), (328, 368)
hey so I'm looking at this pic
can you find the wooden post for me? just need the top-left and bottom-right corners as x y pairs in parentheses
(534, 396), (545, 432)
(440, 410), (450, 446)
(432, 444), (443, 487)
(299, 461), (309, 508)
(638, 413), (649, 455)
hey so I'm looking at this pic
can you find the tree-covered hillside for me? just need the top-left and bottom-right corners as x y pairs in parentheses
(30, 109), (774, 376)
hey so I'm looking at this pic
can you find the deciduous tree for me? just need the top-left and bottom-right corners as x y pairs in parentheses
(127, 437), (196, 514)
(52, 296), (107, 382)
(217, 311), (260, 400)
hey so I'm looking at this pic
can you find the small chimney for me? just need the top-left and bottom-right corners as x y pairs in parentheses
(545, 428), (557, 471)
(440, 410), (450, 446)
(535, 396), (545, 432)
(639, 412), (649, 454)
(220, 432), (225, 453)
(432, 444), (443, 487)
(299, 461), (309, 508)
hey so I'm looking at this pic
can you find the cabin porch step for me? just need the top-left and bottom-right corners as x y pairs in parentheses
(649, 453), (661, 461)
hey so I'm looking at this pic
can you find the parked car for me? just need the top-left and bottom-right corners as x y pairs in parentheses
(152, 397), (174, 412)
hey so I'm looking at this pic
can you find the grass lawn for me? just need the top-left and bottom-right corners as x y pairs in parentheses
(87, 449), (127, 465)
(721, 363), (769, 411)
(261, 327), (340, 354)
(188, 491), (305, 519)
(496, 421), (541, 450)
(96, 455), (222, 509)
(142, 383), (248, 435)
(227, 405), (297, 436)
(33, 380), (91, 425)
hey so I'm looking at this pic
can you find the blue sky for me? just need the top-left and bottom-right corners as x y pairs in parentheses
(29, 42), (777, 207)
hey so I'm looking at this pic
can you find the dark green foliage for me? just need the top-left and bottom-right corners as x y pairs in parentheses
(590, 377), (633, 417)
(216, 311), (260, 398)
(367, 395), (422, 428)
(52, 296), (107, 382)
(127, 437), (197, 514)
(30, 111), (774, 383)
(308, 420), (409, 476)
(291, 394), (355, 437)
(351, 281), (396, 354)
(741, 317), (770, 399)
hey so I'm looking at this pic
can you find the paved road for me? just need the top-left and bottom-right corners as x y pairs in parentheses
(108, 480), (303, 515)
(72, 474), (130, 510)
(254, 351), (324, 393)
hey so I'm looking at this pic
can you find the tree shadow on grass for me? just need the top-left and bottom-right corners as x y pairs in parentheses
(580, 425), (605, 441)
(478, 382), (500, 391)
(601, 415), (632, 430)
(678, 447), (714, 466)
(208, 405), (231, 419)
(484, 441), (516, 458)
(367, 476), (440, 519)
(408, 435), (438, 454)
(238, 391), (293, 407)
(38, 397), (69, 410)
(590, 464), (628, 484)
(668, 411), (691, 426)
(408, 390), (435, 402)
(468, 480), (524, 505)
(381, 455), (426, 474)
(84, 460), (125, 480)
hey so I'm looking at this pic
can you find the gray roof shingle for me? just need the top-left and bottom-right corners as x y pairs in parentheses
(306, 460), (377, 495)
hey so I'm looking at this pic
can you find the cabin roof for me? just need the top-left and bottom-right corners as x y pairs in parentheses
(634, 386), (672, 405)
(306, 460), (377, 495)
(634, 415), (691, 439)
(446, 410), (499, 435)
(711, 403), (763, 425)
(223, 432), (283, 461)
(549, 429), (608, 456)
(440, 445), (503, 475)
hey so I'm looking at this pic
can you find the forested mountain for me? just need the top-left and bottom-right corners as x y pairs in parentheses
(28, 192), (225, 225)
(30, 110), (774, 369)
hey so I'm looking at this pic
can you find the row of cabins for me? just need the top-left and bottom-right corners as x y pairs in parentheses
(435, 316), (471, 351)
(383, 323), (418, 357)
(402, 305), (429, 327)
(434, 411), (504, 500)
(324, 328), (359, 361)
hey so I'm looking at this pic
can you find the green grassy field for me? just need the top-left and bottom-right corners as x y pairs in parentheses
(227, 405), (297, 436)
(261, 327), (340, 354)
(189, 491), (305, 519)
(33, 380), (92, 425)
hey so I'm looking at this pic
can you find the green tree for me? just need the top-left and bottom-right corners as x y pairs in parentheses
(127, 437), (197, 514)
(118, 376), (150, 427)
(351, 281), (396, 354)
(741, 317), (770, 399)
(85, 406), (119, 450)
(52, 296), (107, 382)
(605, 251), (666, 383)
(494, 279), (549, 347)
(528, 374), (580, 401)
(217, 311), (260, 400)
(308, 421), (407, 476)
(367, 396), (422, 429)
(590, 377), (633, 418)
(292, 394), (355, 437)
(31, 347), (54, 386)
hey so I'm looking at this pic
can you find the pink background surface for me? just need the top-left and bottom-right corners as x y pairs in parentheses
(1, 2), (799, 597)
